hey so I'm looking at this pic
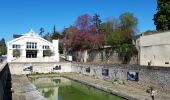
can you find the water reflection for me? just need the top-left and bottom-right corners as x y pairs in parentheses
(29, 77), (125, 100)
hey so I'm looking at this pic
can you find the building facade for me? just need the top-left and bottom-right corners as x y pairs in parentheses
(137, 31), (170, 67)
(7, 30), (59, 62)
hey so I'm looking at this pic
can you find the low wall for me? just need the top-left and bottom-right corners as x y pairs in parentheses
(0, 62), (12, 100)
(9, 62), (72, 75)
(72, 63), (170, 91)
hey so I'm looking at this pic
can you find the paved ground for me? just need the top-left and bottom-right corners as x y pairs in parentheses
(12, 75), (44, 100)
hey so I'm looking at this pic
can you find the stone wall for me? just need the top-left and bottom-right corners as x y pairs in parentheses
(72, 49), (137, 64)
(0, 62), (12, 100)
(71, 63), (170, 91)
(9, 62), (72, 75)
(8, 61), (170, 92)
(72, 50), (123, 63)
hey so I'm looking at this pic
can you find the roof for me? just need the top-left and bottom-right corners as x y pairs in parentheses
(8, 29), (52, 45)
(13, 34), (23, 39)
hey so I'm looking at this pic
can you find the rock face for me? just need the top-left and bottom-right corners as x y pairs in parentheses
(12, 75), (44, 100)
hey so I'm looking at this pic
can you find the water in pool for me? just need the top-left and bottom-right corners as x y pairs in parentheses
(29, 77), (125, 100)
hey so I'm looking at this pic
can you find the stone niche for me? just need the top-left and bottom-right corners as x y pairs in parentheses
(102, 68), (109, 76)
(86, 67), (90, 73)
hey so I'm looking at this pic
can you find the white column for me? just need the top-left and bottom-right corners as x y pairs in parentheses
(21, 49), (25, 62)
(52, 40), (59, 62)
(7, 43), (12, 62)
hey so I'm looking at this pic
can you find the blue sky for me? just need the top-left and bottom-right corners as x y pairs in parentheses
(0, 0), (157, 42)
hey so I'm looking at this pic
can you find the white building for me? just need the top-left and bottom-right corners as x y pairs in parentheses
(7, 29), (59, 62)
(137, 31), (170, 67)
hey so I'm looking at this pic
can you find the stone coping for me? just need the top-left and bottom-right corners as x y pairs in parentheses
(72, 63), (170, 70)
(9, 62), (71, 64)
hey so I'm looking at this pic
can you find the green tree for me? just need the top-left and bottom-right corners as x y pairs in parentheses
(0, 47), (7, 56)
(120, 44), (133, 63)
(107, 29), (125, 46)
(119, 12), (138, 39)
(99, 22), (113, 34)
(39, 27), (45, 36)
(0, 38), (7, 56)
(153, 0), (170, 31)
(51, 32), (61, 40)
(53, 25), (56, 34)
(92, 14), (102, 32)
(0, 38), (6, 47)
(106, 17), (121, 30)
(51, 26), (61, 40)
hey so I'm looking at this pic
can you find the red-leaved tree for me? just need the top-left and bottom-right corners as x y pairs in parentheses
(61, 14), (106, 54)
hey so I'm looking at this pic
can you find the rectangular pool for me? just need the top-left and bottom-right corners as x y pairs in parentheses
(29, 76), (125, 100)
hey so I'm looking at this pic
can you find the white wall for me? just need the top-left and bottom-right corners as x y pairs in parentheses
(139, 31), (170, 67)
(9, 62), (72, 75)
(52, 40), (59, 62)
(7, 32), (59, 62)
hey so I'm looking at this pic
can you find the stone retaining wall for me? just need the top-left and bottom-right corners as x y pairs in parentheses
(8, 61), (170, 92)
(71, 63), (170, 91)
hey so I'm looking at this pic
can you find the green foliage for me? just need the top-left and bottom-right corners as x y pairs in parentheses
(153, 0), (170, 31)
(155, 15), (168, 30)
(120, 13), (138, 29)
(120, 12), (138, 37)
(43, 50), (53, 57)
(107, 29), (125, 46)
(51, 25), (61, 39)
(61, 13), (139, 63)
(92, 14), (102, 32)
(120, 44), (133, 63)
(13, 49), (21, 58)
(99, 22), (113, 34)
(51, 32), (61, 40)
(0, 38), (6, 47)
(0, 47), (7, 56)
(0, 38), (7, 56)
(39, 27), (45, 36)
